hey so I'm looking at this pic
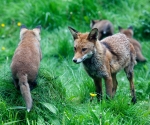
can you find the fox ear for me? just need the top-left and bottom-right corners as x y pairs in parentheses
(90, 20), (95, 28)
(20, 25), (27, 29)
(90, 20), (100, 28)
(87, 28), (98, 41)
(20, 25), (28, 40)
(33, 25), (41, 41)
(128, 26), (133, 30)
(118, 26), (123, 31)
(68, 26), (78, 40)
(33, 25), (41, 34)
(128, 26), (134, 36)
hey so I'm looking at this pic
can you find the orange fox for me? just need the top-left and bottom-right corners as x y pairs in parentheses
(11, 25), (42, 112)
(90, 20), (114, 40)
(118, 26), (146, 62)
(68, 27), (137, 103)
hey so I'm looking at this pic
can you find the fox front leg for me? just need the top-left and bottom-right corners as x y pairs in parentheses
(93, 78), (102, 102)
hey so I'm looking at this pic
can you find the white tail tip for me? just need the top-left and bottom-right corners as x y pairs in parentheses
(27, 109), (30, 112)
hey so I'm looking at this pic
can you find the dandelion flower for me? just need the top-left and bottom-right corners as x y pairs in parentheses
(1, 46), (6, 51)
(17, 22), (21, 26)
(1, 23), (5, 27)
(90, 93), (97, 97)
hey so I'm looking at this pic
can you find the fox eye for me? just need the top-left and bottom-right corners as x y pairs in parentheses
(74, 47), (76, 51)
(82, 48), (87, 52)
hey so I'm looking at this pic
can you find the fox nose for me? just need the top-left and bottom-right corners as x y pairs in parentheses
(73, 59), (77, 63)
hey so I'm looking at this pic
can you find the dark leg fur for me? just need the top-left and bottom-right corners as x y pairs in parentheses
(29, 80), (37, 91)
(124, 67), (137, 104)
(13, 78), (19, 90)
(13, 78), (37, 91)
(93, 78), (102, 102)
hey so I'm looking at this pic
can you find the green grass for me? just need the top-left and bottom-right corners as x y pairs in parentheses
(0, 0), (150, 124)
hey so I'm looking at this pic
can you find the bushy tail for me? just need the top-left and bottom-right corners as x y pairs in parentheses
(18, 74), (32, 112)
(136, 51), (147, 62)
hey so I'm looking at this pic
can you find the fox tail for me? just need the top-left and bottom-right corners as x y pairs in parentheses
(18, 74), (32, 112)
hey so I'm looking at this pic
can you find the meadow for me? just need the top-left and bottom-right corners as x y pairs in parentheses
(0, 0), (150, 124)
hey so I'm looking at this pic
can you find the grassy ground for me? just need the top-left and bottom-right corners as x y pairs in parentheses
(0, 0), (150, 124)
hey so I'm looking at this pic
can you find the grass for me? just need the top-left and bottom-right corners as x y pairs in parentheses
(0, 0), (150, 124)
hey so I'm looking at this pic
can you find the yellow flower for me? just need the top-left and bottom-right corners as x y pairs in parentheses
(17, 22), (21, 26)
(90, 93), (97, 97)
(1, 46), (6, 51)
(1, 23), (5, 27)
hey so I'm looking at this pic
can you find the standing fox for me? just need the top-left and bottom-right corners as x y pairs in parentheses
(68, 27), (137, 103)
(11, 25), (42, 112)
(90, 20), (114, 40)
(118, 26), (146, 62)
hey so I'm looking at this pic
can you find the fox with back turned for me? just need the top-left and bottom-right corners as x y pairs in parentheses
(68, 27), (137, 103)
(11, 25), (42, 112)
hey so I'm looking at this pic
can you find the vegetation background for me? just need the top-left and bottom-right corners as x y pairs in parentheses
(0, 0), (150, 124)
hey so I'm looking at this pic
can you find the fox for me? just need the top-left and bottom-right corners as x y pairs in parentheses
(10, 25), (42, 112)
(118, 26), (146, 62)
(90, 19), (114, 40)
(68, 27), (137, 104)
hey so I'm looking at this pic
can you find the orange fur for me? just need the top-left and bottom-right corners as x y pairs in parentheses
(69, 27), (137, 103)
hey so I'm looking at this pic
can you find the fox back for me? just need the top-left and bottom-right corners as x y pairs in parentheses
(90, 20), (114, 40)
(118, 26), (146, 62)
(11, 25), (42, 112)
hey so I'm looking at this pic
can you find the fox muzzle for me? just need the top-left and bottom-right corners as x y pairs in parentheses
(72, 58), (82, 64)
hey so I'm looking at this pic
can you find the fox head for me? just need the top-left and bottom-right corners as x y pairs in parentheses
(20, 25), (41, 41)
(118, 26), (133, 38)
(90, 20), (114, 40)
(68, 27), (98, 64)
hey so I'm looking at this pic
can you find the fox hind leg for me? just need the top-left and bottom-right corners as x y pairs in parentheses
(124, 66), (137, 104)
(29, 80), (37, 91)
(13, 78), (19, 90)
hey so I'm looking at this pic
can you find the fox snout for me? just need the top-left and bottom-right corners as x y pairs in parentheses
(72, 57), (82, 64)
(72, 51), (93, 64)
(72, 58), (77, 63)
